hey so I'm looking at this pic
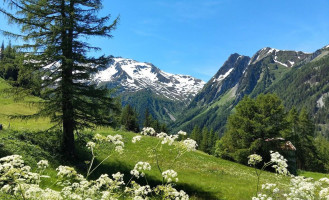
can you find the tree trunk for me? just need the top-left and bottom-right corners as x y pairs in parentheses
(61, 0), (75, 157)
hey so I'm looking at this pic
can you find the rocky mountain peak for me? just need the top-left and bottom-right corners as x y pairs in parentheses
(93, 57), (205, 102)
(249, 47), (311, 67)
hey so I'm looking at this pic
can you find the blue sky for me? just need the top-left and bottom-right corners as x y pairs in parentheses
(1, 0), (329, 81)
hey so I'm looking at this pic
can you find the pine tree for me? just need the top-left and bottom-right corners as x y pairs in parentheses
(0, 41), (4, 60)
(207, 128), (215, 154)
(285, 107), (299, 146)
(0, 0), (119, 156)
(297, 108), (320, 170)
(200, 126), (209, 153)
(143, 108), (153, 128)
(120, 105), (139, 133)
(0, 41), (19, 82)
(190, 125), (201, 146)
(217, 94), (289, 163)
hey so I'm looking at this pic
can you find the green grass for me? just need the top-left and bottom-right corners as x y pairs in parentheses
(89, 129), (289, 200)
(0, 78), (328, 200)
(0, 78), (51, 130)
(299, 170), (329, 181)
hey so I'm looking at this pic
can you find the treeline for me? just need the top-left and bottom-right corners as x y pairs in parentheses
(0, 41), (41, 95)
(119, 105), (167, 133)
(0, 41), (167, 135)
(0, 41), (19, 83)
(215, 93), (329, 173)
(189, 126), (219, 154)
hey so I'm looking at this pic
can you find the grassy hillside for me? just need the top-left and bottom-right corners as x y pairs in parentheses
(0, 129), (292, 200)
(0, 78), (328, 200)
(0, 78), (51, 130)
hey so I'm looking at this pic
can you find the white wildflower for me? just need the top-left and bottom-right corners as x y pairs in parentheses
(115, 146), (124, 154)
(37, 160), (49, 169)
(130, 162), (151, 178)
(178, 130), (187, 136)
(156, 132), (168, 138)
(56, 166), (77, 178)
(86, 141), (96, 150)
(162, 169), (178, 183)
(248, 154), (263, 166)
(161, 134), (178, 146)
(270, 151), (289, 175)
(181, 138), (198, 152)
(141, 127), (156, 136)
(93, 133), (106, 142)
(132, 135), (142, 143)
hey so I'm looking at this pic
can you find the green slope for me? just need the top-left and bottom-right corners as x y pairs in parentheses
(0, 78), (51, 130)
(0, 78), (327, 200)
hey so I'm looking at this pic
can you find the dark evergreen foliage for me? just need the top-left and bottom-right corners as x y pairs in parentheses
(0, 0), (119, 156)
(216, 93), (324, 172)
(120, 104), (139, 133)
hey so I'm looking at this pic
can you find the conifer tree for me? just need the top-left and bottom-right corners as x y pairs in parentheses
(0, 41), (19, 82)
(190, 125), (201, 145)
(0, 0), (119, 156)
(207, 128), (215, 154)
(217, 94), (288, 163)
(143, 108), (153, 128)
(0, 41), (4, 60)
(200, 126), (209, 153)
(120, 105), (139, 133)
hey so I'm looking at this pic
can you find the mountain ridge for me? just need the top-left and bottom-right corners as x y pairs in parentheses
(172, 44), (329, 136)
(93, 57), (205, 103)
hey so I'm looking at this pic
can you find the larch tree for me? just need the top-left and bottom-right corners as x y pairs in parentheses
(0, 0), (119, 157)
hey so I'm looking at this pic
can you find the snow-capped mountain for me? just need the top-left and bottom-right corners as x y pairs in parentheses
(173, 45), (329, 134)
(248, 47), (310, 67)
(93, 57), (205, 102)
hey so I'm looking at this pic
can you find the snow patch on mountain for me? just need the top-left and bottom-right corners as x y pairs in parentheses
(213, 68), (233, 83)
(93, 58), (205, 102)
(273, 59), (288, 67)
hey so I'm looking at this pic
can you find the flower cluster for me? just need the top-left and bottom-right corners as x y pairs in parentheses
(270, 151), (289, 175)
(130, 162), (151, 178)
(37, 160), (49, 169)
(178, 130), (187, 136)
(154, 184), (189, 200)
(0, 155), (189, 200)
(86, 141), (96, 150)
(162, 169), (178, 183)
(250, 152), (329, 200)
(90, 133), (124, 154)
(180, 138), (198, 152)
(160, 134), (178, 146)
(248, 154), (263, 166)
(0, 129), (194, 200)
(254, 175), (329, 199)
(141, 127), (156, 136)
(56, 166), (78, 179)
(132, 135), (142, 143)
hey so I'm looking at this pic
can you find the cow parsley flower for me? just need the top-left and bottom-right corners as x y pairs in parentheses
(141, 127), (156, 136)
(270, 151), (289, 175)
(248, 154), (263, 166)
(37, 160), (49, 169)
(56, 166), (77, 178)
(86, 141), (96, 150)
(181, 138), (197, 152)
(130, 162), (151, 178)
(132, 135), (142, 143)
(156, 132), (168, 138)
(162, 169), (178, 183)
(178, 130), (187, 136)
(161, 135), (178, 146)
(93, 133), (106, 142)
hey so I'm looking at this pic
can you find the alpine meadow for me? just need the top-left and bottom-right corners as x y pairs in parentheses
(1, 0), (329, 200)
